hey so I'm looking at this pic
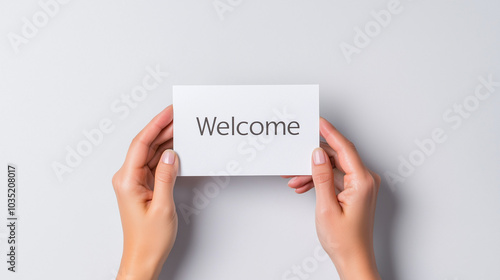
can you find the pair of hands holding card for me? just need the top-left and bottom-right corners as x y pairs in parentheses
(112, 105), (382, 280)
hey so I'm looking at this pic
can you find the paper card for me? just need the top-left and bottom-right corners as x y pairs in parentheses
(173, 85), (319, 176)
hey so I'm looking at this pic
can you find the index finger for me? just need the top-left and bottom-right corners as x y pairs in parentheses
(124, 105), (173, 169)
(319, 117), (367, 175)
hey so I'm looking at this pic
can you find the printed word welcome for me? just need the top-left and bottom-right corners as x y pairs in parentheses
(196, 117), (300, 136)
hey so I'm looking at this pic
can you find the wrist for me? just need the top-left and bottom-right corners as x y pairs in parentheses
(117, 252), (164, 280)
(331, 249), (380, 280)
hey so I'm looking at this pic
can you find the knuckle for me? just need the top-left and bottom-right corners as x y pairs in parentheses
(131, 132), (147, 147)
(131, 134), (141, 146)
(337, 191), (351, 204)
(345, 140), (357, 152)
(112, 171), (136, 196)
(363, 171), (374, 182)
(360, 171), (379, 192)
(112, 171), (122, 190)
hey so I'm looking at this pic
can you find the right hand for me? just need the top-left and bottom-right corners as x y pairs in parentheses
(290, 118), (382, 280)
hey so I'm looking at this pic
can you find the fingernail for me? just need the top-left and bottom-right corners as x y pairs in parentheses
(313, 148), (326, 165)
(288, 177), (297, 186)
(161, 150), (175, 165)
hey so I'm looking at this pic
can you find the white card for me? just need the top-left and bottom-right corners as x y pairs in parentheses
(173, 85), (319, 176)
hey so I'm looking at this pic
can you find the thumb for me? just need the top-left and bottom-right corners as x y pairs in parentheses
(152, 149), (178, 208)
(312, 148), (342, 215)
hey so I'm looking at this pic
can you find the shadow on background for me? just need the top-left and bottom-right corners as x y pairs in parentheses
(374, 184), (399, 280)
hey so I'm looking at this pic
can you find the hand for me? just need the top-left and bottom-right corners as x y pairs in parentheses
(285, 118), (381, 280)
(112, 105), (178, 280)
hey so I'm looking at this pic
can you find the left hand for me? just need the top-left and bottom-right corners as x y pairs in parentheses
(112, 105), (178, 280)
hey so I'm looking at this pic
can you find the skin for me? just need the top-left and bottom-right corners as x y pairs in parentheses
(112, 105), (178, 280)
(285, 117), (381, 280)
(113, 108), (381, 280)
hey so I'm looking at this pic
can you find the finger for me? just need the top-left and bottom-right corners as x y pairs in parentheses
(151, 149), (178, 209)
(288, 170), (345, 193)
(125, 105), (173, 169)
(281, 175), (295, 179)
(312, 148), (342, 215)
(146, 122), (174, 163)
(288, 175), (312, 188)
(320, 118), (367, 175)
(320, 141), (344, 174)
(294, 181), (315, 194)
(148, 139), (174, 170)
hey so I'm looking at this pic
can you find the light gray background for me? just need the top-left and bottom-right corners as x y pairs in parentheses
(0, 1), (499, 279)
